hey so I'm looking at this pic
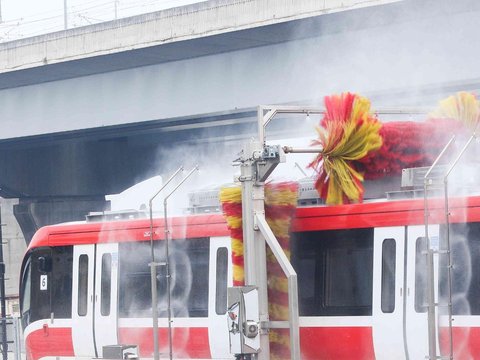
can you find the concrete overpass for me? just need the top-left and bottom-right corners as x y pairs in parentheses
(0, 0), (479, 243)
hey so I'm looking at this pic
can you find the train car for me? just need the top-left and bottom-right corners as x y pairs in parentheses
(19, 180), (480, 359)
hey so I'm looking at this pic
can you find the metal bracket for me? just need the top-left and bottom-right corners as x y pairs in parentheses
(259, 320), (270, 334)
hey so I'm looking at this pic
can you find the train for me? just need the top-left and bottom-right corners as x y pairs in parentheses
(19, 172), (480, 360)
(19, 99), (480, 359)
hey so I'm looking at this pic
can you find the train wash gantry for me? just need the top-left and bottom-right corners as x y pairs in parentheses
(225, 105), (319, 359)
(227, 105), (323, 360)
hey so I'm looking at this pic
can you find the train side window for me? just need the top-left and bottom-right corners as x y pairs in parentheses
(439, 222), (480, 315)
(51, 246), (73, 319)
(324, 247), (372, 309)
(292, 228), (373, 316)
(415, 237), (427, 313)
(119, 238), (210, 318)
(215, 247), (228, 315)
(381, 239), (396, 313)
(78, 255), (89, 316)
(101, 254), (112, 316)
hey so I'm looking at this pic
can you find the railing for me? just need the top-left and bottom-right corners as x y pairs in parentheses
(0, 0), (205, 43)
(0, 316), (23, 360)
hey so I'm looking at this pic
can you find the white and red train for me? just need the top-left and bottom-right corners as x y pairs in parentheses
(19, 176), (480, 360)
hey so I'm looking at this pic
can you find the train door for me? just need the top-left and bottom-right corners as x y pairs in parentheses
(72, 244), (96, 357)
(372, 227), (406, 359)
(405, 225), (439, 359)
(72, 243), (119, 358)
(208, 236), (232, 358)
(94, 243), (119, 352)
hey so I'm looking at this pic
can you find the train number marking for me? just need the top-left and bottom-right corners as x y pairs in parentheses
(40, 275), (48, 290)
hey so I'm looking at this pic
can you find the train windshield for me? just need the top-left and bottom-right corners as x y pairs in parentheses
(19, 247), (72, 330)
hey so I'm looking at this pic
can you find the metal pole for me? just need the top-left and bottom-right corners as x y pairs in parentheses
(441, 133), (476, 359)
(443, 177), (453, 360)
(63, 0), (68, 29)
(114, 0), (118, 20)
(241, 110), (271, 359)
(149, 167), (183, 360)
(0, 211), (6, 360)
(163, 166), (199, 360)
(294, 162), (307, 177)
(13, 317), (20, 360)
(423, 135), (455, 360)
(283, 146), (323, 154)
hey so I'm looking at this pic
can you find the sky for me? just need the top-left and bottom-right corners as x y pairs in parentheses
(0, 0), (205, 41)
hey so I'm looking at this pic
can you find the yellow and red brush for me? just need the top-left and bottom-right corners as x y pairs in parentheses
(220, 182), (298, 360)
(309, 92), (383, 205)
(431, 91), (480, 132)
(265, 182), (298, 360)
(219, 186), (244, 286)
(358, 91), (480, 181)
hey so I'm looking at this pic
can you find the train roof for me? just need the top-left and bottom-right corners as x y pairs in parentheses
(27, 193), (480, 250)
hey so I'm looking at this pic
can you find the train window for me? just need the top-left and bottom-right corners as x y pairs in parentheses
(292, 228), (373, 316)
(101, 254), (112, 316)
(119, 238), (210, 318)
(215, 247), (228, 315)
(415, 237), (428, 313)
(439, 222), (480, 315)
(78, 255), (89, 316)
(20, 247), (73, 328)
(51, 246), (73, 319)
(29, 249), (53, 323)
(381, 239), (396, 313)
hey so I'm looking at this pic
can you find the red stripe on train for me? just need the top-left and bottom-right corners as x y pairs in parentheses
(24, 326), (375, 359)
(300, 327), (375, 360)
(25, 327), (74, 360)
(439, 326), (480, 359)
(118, 327), (211, 358)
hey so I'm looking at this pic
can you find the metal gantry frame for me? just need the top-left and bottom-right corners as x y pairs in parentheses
(243, 105), (429, 360)
(424, 132), (477, 360)
(240, 105), (324, 360)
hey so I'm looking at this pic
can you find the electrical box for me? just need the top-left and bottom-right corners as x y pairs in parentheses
(227, 286), (260, 355)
